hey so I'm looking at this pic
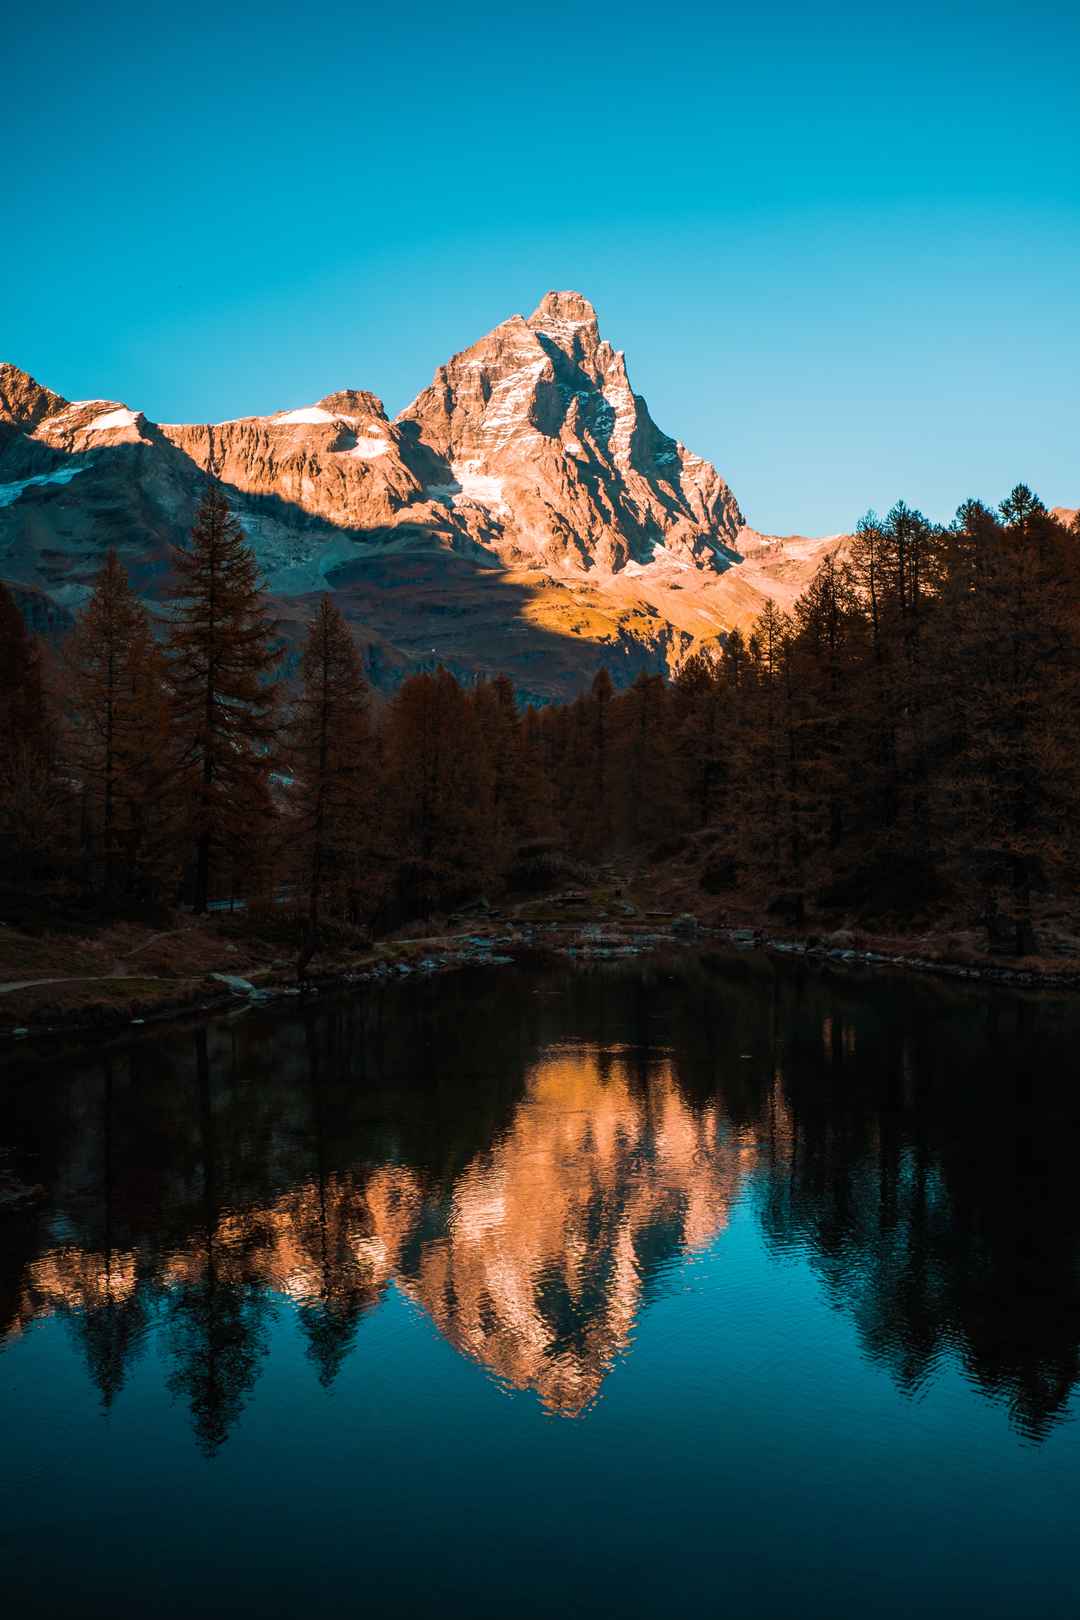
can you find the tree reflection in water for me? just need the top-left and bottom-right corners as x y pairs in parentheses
(2, 953), (1078, 1448)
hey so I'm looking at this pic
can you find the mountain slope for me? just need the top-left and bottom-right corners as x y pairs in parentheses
(0, 297), (847, 696)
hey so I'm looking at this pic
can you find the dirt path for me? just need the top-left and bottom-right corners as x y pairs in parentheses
(0, 974), (130, 996)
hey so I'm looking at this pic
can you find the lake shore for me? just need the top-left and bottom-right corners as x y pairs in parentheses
(3, 887), (1080, 1046)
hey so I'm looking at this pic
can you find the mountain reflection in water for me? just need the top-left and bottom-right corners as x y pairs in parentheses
(2, 952), (1079, 1452)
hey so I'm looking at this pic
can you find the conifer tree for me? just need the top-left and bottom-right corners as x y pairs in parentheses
(560, 669), (616, 859)
(0, 582), (63, 876)
(120, 620), (179, 898)
(612, 672), (677, 849)
(517, 702), (558, 846)
(164, 482), (281, 913)
(470, 674), (529, 869)
(742, 601), (791, 888)
(945, 487), (1079, 950)
(0, 583), (48, 756)
(788, 553), (866, 869)
(65, 551), (157, 898)
(288, 596), (372, 974)
(384, 667), (493, 916)
(717, 628), (755, 851)
(670, 652), (724, 830)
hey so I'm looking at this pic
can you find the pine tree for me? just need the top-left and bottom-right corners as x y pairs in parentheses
(64, 551), (156, 898)
(670, 651), (724, 831)
(518, 702), (558, 846)
(560, 669), (616, 859)
(946, 487), (1080, 951)
(0, 582), (63, 877)
(164, 482), (281, 913)
(742, 601), (791, 890)
(384, 667), (493, 917)
(469, 674), (528, 870)
(788, 553), (866, 870)
(288, 596), (372, 974)
(612, 672), (678, 849)
(119, 619), (179, 899)
(0, 583), (48, 756)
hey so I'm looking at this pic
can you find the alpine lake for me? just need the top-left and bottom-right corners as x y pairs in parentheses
(1, 947), (1078, 1619)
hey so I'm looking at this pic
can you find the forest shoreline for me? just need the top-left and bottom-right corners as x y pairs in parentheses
(3, 900), (1080, 1047)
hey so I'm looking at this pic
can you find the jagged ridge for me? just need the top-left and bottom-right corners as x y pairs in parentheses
(0, 301), (847, 695)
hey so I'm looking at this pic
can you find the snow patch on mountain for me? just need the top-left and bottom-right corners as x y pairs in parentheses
(274, 406), (357, 426)
(451, 464), (507, 510)
(0, 463), (90, 507)
(85, 407), (139, 432)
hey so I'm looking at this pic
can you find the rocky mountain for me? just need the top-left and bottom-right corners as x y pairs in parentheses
(1, 294), (844, 698)
(397, 289), (743, 571)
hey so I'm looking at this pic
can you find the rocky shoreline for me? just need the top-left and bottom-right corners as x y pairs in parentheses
(3, 906), (1079, 1048)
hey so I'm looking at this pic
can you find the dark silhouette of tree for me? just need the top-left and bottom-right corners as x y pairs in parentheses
(287, 596), (373, 975)
(164, 1030), (271, 1455)
(5, 470), (1078, 951)
(670, 651), (725, 832)
(612, 672), (676, 849)
(741, 601), (793, 889)
(64, 551), (175, 899)
(383, 667), (493, 916)
(72, 1057), (150, 1410)
(164, 482), (281, 912)
(0, 581), (64, 877)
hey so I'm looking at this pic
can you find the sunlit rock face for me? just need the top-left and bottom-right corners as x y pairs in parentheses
(0, 306), (848, 694)
(0, 299), (745, 604)
(397, 290), (744, 574)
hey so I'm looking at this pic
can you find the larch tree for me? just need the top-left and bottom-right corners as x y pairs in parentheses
(120, 619), (179, 899)
(670, 651), (725, 831)
(288, 596), (372, 976)
(0, 582), (62, 877)
(612, 672), (678, 849)
(788, 553), (867, 871)
(384, 667), (493, 917)
(951, 487), (1080, 951)
(742, 600), (791, 891)
(164, 481), (281, 913)
(64, 550), (155, 898)
(470, 674), (529, 870)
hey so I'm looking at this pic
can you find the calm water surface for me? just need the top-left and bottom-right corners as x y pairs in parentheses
(1, 952), (1079, 1618)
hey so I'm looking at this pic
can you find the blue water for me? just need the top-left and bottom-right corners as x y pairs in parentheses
(1, 953), (1078, 1618)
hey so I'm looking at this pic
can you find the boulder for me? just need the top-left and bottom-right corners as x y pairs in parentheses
(672, 914), (701, 937)
(209, 972), (256, 994)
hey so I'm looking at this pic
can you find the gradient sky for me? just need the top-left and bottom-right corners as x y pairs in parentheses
(5, 1), (1078, 535)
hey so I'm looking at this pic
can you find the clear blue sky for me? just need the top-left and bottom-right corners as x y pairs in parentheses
(5, 1), (1078, 535)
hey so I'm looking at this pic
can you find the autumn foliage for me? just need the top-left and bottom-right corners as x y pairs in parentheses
(1, 481), (1077, 957)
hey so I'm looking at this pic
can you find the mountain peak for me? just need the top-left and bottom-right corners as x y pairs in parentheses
(0, 362), (69, 430)
(392, 291), (742, 574)
(317, 389), (387, 422)
(528, 290), (598, 331)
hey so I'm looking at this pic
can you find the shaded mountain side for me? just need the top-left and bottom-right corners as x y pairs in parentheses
(314, 552), (705, 703)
